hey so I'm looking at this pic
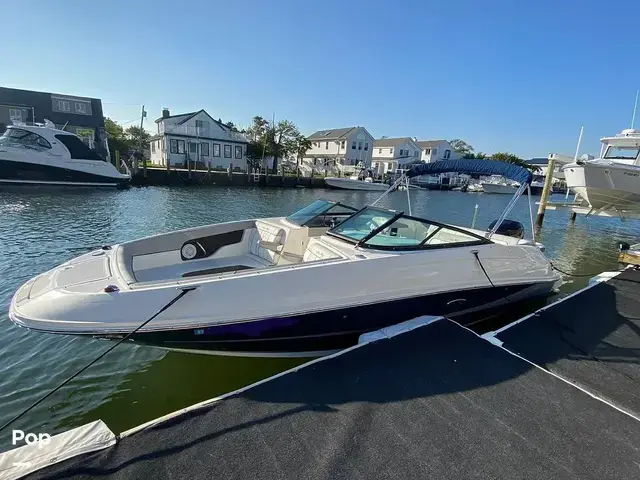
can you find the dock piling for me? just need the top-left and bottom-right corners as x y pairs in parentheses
(535, 157), (556, 227)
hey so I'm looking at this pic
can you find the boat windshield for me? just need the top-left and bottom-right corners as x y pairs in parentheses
(286, 200), (359, 227)
(603, 146), (640, 160)
(328, 206), (489, 250)
(0, 128), (52, 150)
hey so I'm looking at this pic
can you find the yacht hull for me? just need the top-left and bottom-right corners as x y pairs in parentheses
(0, 158), (130, 187)
(563, 161), (640, 209)
(325, 177), (388, 191)
(481, 183), (517, 194)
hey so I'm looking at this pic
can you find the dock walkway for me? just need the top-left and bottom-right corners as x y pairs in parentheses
(9, 270), (640, 480)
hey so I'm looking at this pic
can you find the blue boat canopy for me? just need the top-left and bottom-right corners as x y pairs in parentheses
(405, 159), (533, 185)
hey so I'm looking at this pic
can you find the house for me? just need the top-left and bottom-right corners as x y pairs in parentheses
(301, 126), (374, 175)
(371, 137), (422, 175)
(0, 86), (107, 156)
(149, 109), (249, 170)
(417, 140), (461, 163)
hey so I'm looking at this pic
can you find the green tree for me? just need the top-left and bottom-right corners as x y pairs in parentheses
(449, 139), (474, 156)
(491, 152), (541, 173)
(104, 117), (130, 154)
(292, 134), (312, 178)
(125, 125), (151, 150)
(224, 121), (239, 132)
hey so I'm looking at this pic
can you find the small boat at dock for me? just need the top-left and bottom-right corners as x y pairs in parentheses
(9, 159), (560, 358)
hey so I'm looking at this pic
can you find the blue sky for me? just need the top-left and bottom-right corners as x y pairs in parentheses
(3, 0), (639, 158)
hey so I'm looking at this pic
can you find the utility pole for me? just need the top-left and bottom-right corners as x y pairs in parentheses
(138, 105), (147, 178)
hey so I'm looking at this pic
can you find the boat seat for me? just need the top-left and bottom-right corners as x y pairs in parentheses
(302, 239), (343, 262)
(247, 221), (287, 265)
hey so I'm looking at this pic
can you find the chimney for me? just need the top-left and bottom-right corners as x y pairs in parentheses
(162, 108), (170, 118)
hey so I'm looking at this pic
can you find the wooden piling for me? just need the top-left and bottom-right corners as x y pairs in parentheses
(115, 150), (120, 172)
(535, 157), (556, 228)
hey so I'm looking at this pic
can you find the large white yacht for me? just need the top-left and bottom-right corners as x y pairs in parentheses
(0, 122), (130, 188)
(563, 128), (640, 210)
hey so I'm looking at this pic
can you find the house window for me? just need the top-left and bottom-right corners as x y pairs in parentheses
(151, 142), (156, 153)
(8, 109), (22, 122)
(189, 142), (198, 154)
(341, 141), (345, 148)
(351, 141), (356, 150)
(364, 142), (369, 151)
(75, 102), (87, 114)
(195, 120), (209, 136)
(170, 139), (177, 153)
(390, 148), (394, 155)
(58, 100), (71, 112)
(378, 148), (382, 154)
(433, 148), (437, 157)
(414, 151), (418, 157)
(358, 142), (362, 150)
(235, 145), (242, 159)
(177, 140), (185, 154)
(325, 141), (328, 149)
(224, 145), (232, 158)
(213, 143), (220, 157)
(444, 149), (451, 159)
(201, 142), (209, 156)
(425, 148), (431, 154)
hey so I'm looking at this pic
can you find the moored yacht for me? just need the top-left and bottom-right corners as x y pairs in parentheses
(481, 175), (518, 194)
(563, 128), (640, 210)
(9, 159), (561, 357)
(0, 122), (130, 188)
(324, 172), (388, 191)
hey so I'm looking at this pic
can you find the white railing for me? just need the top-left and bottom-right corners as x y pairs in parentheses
(160, 124), (249, 142)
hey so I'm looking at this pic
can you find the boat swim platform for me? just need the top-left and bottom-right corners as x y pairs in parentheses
(540, 201), (640, 219)
(4, 269), (640, 480)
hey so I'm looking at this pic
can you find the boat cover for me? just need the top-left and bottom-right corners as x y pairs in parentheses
(406, 159), (533, 185)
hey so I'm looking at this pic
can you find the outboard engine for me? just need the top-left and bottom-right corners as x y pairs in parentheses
(487, 219), (525, 239)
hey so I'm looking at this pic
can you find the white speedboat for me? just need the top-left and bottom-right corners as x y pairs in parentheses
(467, 183), (483, 192)
(563, 128), (640, 210)
(481, 175), (519, 194)
(325, 175), (388, 191)
(0, 122), (130, 188)
(9, 159), (560, 357)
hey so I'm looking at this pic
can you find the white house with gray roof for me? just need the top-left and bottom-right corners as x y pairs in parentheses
(417, 140), (461, 163)
(301, 126), (374, 175)
(371, 137), (422, 175)
(149, 108), (249, 170)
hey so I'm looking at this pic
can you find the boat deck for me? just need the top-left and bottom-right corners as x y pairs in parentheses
(19, 268), (640, 480)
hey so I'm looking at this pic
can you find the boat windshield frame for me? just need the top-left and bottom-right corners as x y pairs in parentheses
(603, 145), (640, 160)
(285, 199), (359, 227)
(327, 206), (492, 251)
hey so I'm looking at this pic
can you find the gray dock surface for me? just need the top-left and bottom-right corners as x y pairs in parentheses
(25, 270), (640, 480)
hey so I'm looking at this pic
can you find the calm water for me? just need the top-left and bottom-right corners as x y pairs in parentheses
(1, 185), (639, 450)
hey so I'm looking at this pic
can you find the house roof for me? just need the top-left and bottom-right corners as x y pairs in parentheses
(373, 137), (416, 148)
(308, 127), (357, 141)
(416, 140), (446, 149)
(526, 157), (549, 165)
(154, 109), (230, 132)
(154, 111), (197, 123)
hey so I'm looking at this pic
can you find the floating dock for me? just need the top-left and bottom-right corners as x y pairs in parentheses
(2, 269), (639, 480)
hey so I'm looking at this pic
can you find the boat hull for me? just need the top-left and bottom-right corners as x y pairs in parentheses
(563, 161), (640, 209)
(0, 158), (130, 188)
(324, 177), (388, 191)
(12, 281), (555, 357)
(481, 183), (517, 194)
